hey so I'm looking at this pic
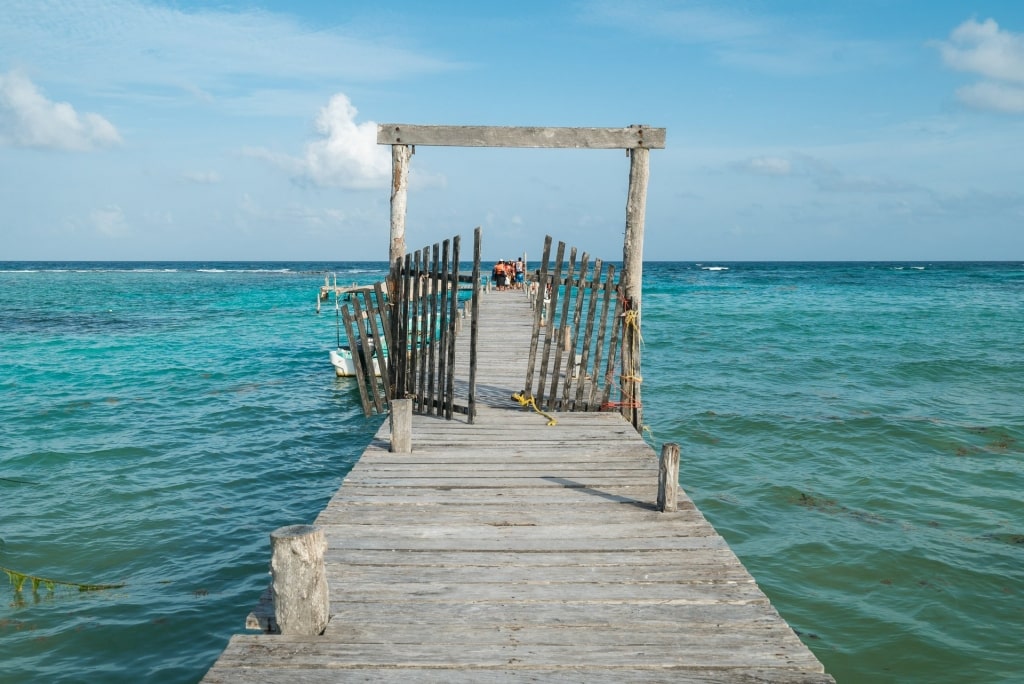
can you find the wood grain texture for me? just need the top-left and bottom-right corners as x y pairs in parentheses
(376, 124), (666, 149)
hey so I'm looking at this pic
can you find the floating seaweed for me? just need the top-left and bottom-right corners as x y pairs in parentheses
(0, 477), (40, 485)
(789, 491), (888, 524)
(2, 565), (125, 594)
(792, 492), (841, 513)
(979, 533), (1024, 547)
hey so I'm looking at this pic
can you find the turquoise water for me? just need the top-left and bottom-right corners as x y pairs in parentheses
(2, 261), (1022, 683)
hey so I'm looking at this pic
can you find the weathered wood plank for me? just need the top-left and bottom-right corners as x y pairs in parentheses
(209, 636), (822, 670)
(321, 599), (793, 628)
(318, 548), (740, 568)
(377, 124), (666, 149)
(204, 666), (833, 684)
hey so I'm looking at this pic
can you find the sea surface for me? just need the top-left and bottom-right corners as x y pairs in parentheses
(1, 260), (1021, 683)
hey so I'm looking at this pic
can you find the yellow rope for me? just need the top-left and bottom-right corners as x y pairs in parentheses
(623, 309), (643, 346)
(511, 392), (558, 426)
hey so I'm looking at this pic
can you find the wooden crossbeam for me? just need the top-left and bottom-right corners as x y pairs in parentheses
(377, 124), (666, 149)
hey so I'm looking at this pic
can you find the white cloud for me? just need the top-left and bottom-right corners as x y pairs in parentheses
(938, 18), (1024, 84)
(583, 0), (895, 76)
(732, 153), (919, 193)
(0, 0), (458, 112)
(796, 154), (917, 193)
(0, 70), (121, 151)
(183, 170), (222, 184)
(91, 205), (128, 236)
(302, 95), (391, 189)
(956, 81), (1024, 113)
(246, 93), (391, 190)
(233, 192), (378, 232)
(742, 156), (792, 176)
(936, 18), (1024, 114)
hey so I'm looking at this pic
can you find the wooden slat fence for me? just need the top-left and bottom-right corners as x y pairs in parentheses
(389, 228), (482, 421)
(523, 235), (626, 412)
(337, 283), (392, 416)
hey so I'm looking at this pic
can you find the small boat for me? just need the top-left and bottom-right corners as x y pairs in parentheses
(330, 346), (384, 377)
(330, 336), (386, 378)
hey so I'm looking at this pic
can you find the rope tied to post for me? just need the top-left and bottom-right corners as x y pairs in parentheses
(605, 305), (644, 410)
(511, 391), (558, 426)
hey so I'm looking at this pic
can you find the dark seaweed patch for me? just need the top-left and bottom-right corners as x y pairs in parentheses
(980, 533), (1024, 547)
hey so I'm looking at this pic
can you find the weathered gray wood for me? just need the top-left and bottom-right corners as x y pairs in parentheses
(658, 442), (681, 512)
(269, 525), (328, 636)
(537, 241), (566, 404)
(413, 248), (427, 412)
(350, 294), (384, 414)
(620, 146), (649, 430)
(445, 235), (461, 419)
(427, 243), (441, 415)
(573, 258), (601, 409)
(389, 144), (411, 265)
(205, 663), (832, 684)
(211, 637), (824, 671)
(339, 306), (371, 415)
(546, 247), (576, 410)
(377, 124), (666, 149)
(524, 235), (553, 397)
(589, 266), (616, 409)
(467, 227), (482, 422)
(357, 288), (390, 405)
(389, 398), (412, 453)
(384, 233), (479, 421)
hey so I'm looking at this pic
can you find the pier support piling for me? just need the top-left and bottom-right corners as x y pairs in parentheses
(269, 525), (329, 636)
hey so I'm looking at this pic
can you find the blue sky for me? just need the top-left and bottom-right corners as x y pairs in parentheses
(2, 1), (1023, 261)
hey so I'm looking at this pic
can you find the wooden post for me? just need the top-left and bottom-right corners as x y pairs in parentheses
(657, 443), (680, 512)
(621, 137), (650, 432)
(390, 398), (412, 453)
(389, 144), (412, 267)
(270, 525), (329, 635)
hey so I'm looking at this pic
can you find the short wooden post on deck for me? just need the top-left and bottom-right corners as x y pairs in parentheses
(390, 398), (413, 453)
(270, 525), (329, 635)
(657, 442), (680, 512)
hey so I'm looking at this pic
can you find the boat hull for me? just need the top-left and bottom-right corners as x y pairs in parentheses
(330, 348), (384, 378)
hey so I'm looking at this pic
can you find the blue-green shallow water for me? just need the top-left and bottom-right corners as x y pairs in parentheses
(2, 261), (1021, 683)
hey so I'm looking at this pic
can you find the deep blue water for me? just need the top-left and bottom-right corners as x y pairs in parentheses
(1, 260), (1022, 683)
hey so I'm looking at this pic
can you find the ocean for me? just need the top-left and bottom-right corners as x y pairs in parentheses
(1, 261), (1021, 683)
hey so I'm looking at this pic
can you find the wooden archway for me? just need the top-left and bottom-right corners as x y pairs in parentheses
(376, 124), (666, 431)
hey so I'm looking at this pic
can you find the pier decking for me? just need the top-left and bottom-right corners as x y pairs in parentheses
(203, 291), (833, 683)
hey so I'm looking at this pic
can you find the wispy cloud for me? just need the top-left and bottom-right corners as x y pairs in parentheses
(734, 152), (918, 193)
(935, 18), (1024, 114)
(182, 170), (222, 184)
(244, 94), (391, 189)
(91, 205), (128, 236)
(583, 0), (764, 44)
(581, 0), (894, 76)
(738, 156), (792, 176)
(798, 154), (919, 193)
(0, 0), (458, 110)
(955, 81), (1024, 114)
(0, 69), (121, 150)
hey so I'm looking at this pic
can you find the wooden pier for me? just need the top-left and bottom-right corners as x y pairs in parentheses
(202, 290), (834, 683)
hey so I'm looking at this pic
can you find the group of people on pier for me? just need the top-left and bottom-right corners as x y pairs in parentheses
(491, 257), (525, 291)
